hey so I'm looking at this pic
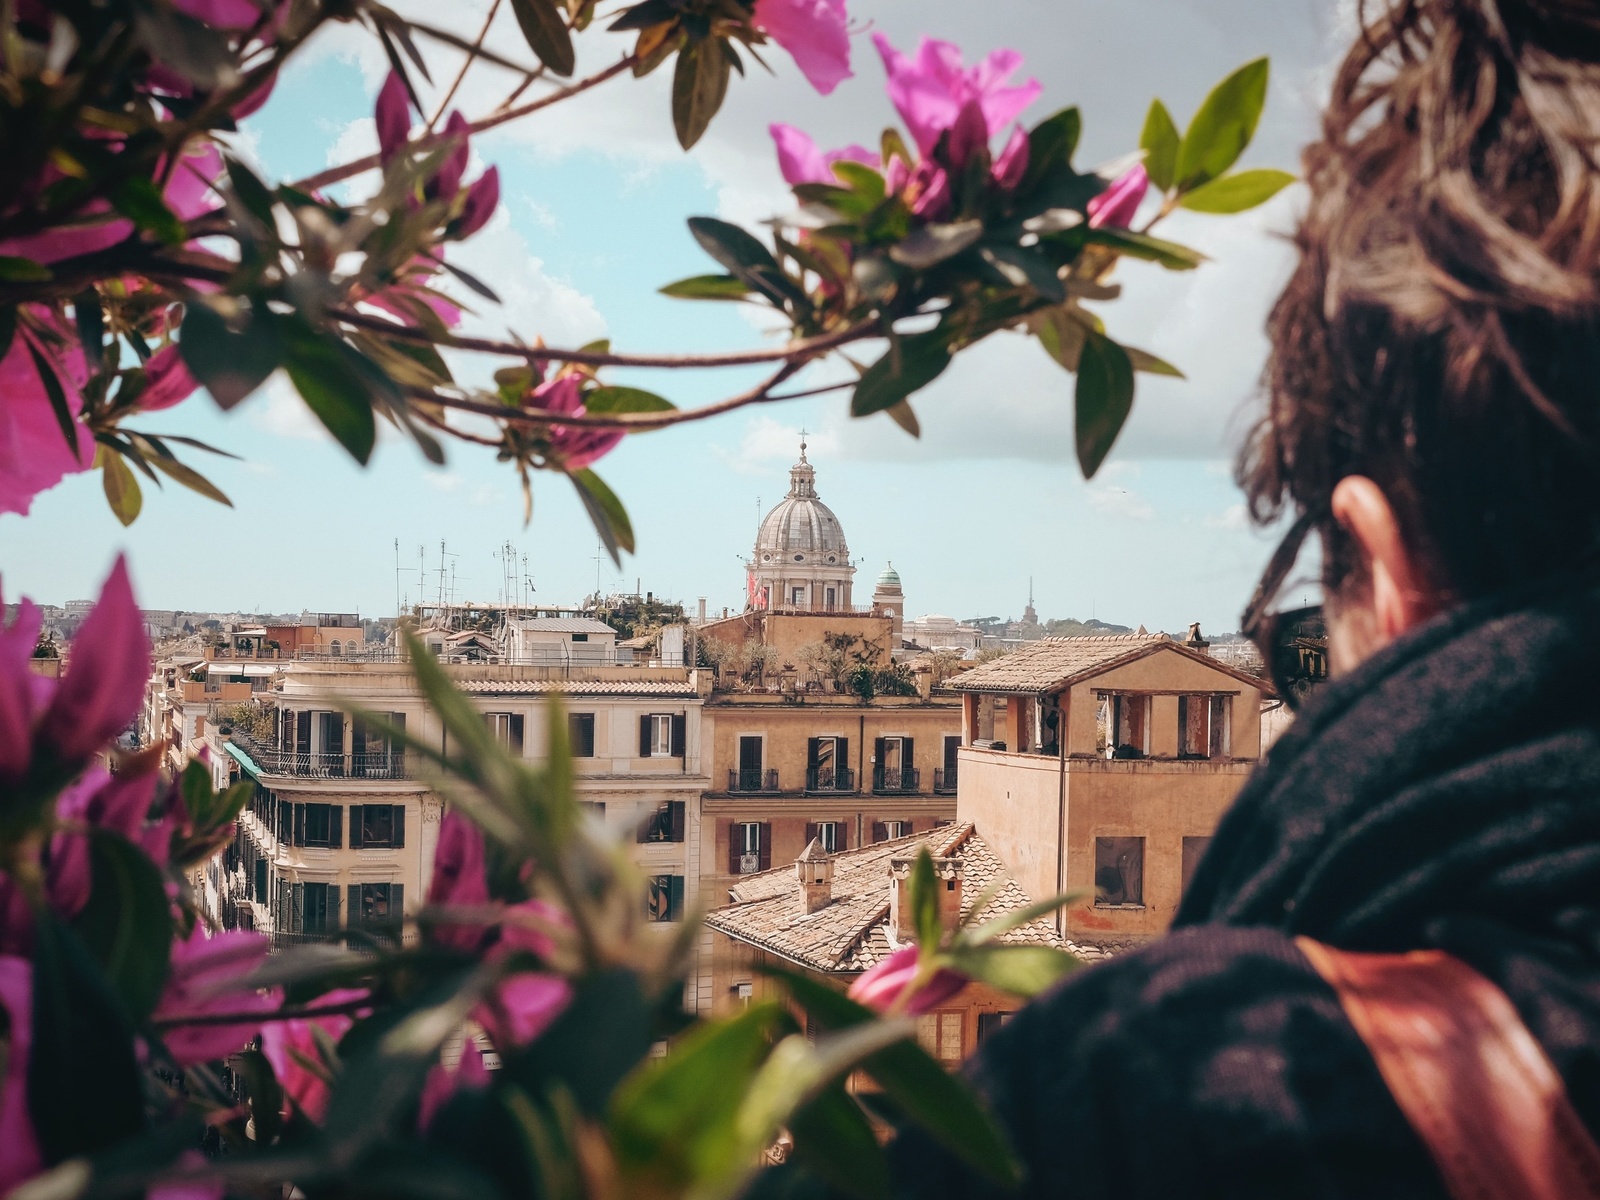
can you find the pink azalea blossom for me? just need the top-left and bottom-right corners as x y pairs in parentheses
(375, 70), (412, 167)
(872, 34), (1040, 158)
(993, 125), (1031, 191)
(139, 344), (202, 412)
(426, 810), (492, 953)
(1087, 162), (1150, 230)
(373, 73), (499, 238)
(751, 0), (852, 96)
(847, 944), (968, 1014)
(0, 595), (46, 782)
(151, 927), (280, 1067)
(769, 124), (876, 187)
(260, 987), (370, 1121)
(498, 898), (566, 960)
(456, 167), (500, 238)
(0, 316), (93, 517)
(0, 956), (39, 1193)
(474, 972), (570, 1049)
(37, 556), (149, 763)
(47, 762), (160, 918)
(523, 374), (623, 471)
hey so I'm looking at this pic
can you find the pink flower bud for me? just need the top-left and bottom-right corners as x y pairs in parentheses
(993, 125), (1030, 191)
(37, 556), (149, 764)
(1087, 163), (1150, 230)
(260, 987), (369, 1120)
(375, 71), (412, 168)
(139, 344), (201, 411)
(456, 166), (500, 238)
(848, 944), (968, 1014)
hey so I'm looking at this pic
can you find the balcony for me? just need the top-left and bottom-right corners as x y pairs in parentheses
(728, 768), (780, 794)
(872, 766), (921, 794)
(934, 766), (957, 794)
(230, 732), (412, 780)
(805, 766), (857, 794)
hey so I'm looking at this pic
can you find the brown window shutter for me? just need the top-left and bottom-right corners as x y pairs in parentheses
(758, 822), (772, 871)
(728, 822), (741, 874)
(872, 821), (887, 843)
(670, 801), (685, 842)
(837, 738), (849, 786)
(838, 822), (850, 851)
(640, 715), (652, 757)
(903, 737), (915, 768)
(351, 719), (366, 757)
(510, 714), (525, 757)
(902, 818), (915, 833)
(806, 737), (819, 766)
(671, 714), (686, 757)
(293, 803), (305, 846)
(804, 822), (818, 846)
(349, 805), (364, 848)
(391, 805), (406, 848)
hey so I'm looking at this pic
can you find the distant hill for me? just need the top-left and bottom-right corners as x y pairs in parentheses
(1044, 617), (1133, 637)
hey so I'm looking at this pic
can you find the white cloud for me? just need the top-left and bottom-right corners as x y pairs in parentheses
(710, 415), (839, 476)
(245, 375), (331, 442)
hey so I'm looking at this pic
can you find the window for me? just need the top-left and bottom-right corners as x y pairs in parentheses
(1178, 695), (1210, 758)
(874, 736), (916, 792)
(349, 882), (403, 928)
(570, 632), (588, 642)
(329, 640), (342, 656)
(916, 1012), (964, 1062)
(824, 586), (836, 610)
(298, 803), (340, 849)
(579, 800), (606, 818)
(645, 875), (685, 922)
(1108, 695), (1150, 758)
(790, 586), (805, 607)
(640, 713), (684, 758)
(1182, 836), (1213, 896)
(569, 713), (596, 757)
(806, 735), (850, 790)
(349, 804), (406, 849)
(977, 1012), (1016, 1046)
(638, 800), (685, 844)
(1095, 836), (1145, 906)
(873, 820), (913, 842)
(302, 882), (333, 933)
(811, 820), (845, 853)
(485, 712), (525, 755)
(728, 821), (770, 874)
(734, 735), (765, 791)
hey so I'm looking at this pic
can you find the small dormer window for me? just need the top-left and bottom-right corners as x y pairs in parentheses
(793, 554), (803, 562)
(571, 633), (588, 642)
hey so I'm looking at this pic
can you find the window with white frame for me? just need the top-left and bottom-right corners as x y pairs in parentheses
(649, 713), (673, 756)
(882, 820), (911, 839)
(816, 820), (844, 853)
(736, 821), (762, 873)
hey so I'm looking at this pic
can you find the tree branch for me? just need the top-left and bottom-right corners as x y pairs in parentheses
(151, 997), (372, 1029)
(291, 53), (637, 195)
(425, 1), (506, 133)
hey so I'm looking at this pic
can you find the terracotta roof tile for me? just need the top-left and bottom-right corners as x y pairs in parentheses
(949, 635), (1170, 695)
(455, 679), (697, 697)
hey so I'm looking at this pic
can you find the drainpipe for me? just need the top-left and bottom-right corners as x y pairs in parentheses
(1054, 690), (1067, 937)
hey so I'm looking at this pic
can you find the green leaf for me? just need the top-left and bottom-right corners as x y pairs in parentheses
(0, 255), (52, 282)
(179, 300), (281, 409)
(279, 321), (377, 464)
(100, 449), (144, 526)
(1139, 99), (1181, 192)
(686, 217), (804, 309)
(584, 386), (676, 414)
(73, 290), (104, 366)
(978, 244), (1064, 302)
(1124, 346), (1185, 378)
(72, 833), (175, 1022)
(672, 37), (731, 150)
(889, 220), (983, 270)
(762, 967), (1021, 1186)
(1081, 226), (1207, 270)
(954, 890), (1085, 949)
(659, 274), (751, 301)
(110, 177), (186, 245)
(509, 0), (575, 75)
(830, 160), (886, 205)
(787, 1086), (888, 1200)
(1075, 330), (1135, 479)
(1033, 306), (1089, 372)
(571, 468), (635, 567)
(179, 758), (216, 826)
(224, 156), (278, 227)
(149, 453), (233, 507)
(25, 339), (79, 457)
(232, 1048), (284, 1147)
(1174, 57), (1270, 190)
(1179, 167), (1295, 214)
(884, 400), (920, 438)
(943, 945), (1079, 999)
(909, 848), (942, 950)
(29, 917), (144, 1162)
(851, 331), (952, 418)
(507, 971), (653, 1117)
(1021, 106), (1082, 192)
(610, 1003), (787, 1189)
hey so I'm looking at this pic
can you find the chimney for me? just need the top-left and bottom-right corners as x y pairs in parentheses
(889, 854), (965, 944)
(698, 597), (708, 622)
(796, 838), (834, 914)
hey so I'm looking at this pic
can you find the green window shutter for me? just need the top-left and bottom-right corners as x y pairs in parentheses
(391, 805), (406, 848)
(349, 805), (363, 848)
(347, 884), (361, 928)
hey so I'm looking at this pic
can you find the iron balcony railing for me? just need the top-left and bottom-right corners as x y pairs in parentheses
(728, 768), (780, 793)
(805, 766), (857, 793)
(933, 766), (957, 794)
(872, 766), (921, 794)
(231, 732), (411, 780)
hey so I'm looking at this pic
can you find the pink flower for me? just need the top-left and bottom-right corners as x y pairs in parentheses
(426, 810), (491, 952)
(375, 70), (412, 167)
(498, 898), (566, 960)
(151, 927), (280, 1067)
(848, 945), (967, 1015)
(872, 34), (1040, 159)
(37, 556), (149, 763)
(523, 374), (623, 471)
(474, 972), (570, 1049)
(769, 124), (876, 188)
(993, 125), (1030, 191)
(373, 73), (498, 238)
(0, 956), (40, 1193)
(0, 597), (45, 782)
(1087, 162), (1150, 230)
(139, 343), (201, 411)
(752, 0), (852, 96)
(0, 315), (93, 517)
(46, 762), (160, 918)
(456, 166), (500, 238)
(260, 987), (369, 1121)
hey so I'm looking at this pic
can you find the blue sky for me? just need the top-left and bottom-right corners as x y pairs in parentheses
(0, 0), (1339, 631)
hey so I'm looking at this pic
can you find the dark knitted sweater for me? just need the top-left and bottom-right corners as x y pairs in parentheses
(890, 573), (1600, 1198)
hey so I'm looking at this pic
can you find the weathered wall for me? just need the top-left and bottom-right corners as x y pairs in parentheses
(954, 748), (1063, 922)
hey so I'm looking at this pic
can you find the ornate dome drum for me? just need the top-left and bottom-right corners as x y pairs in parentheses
(748, 442), (855, 612)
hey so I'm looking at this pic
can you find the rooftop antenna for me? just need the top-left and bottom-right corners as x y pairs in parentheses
(593, 543), (604, 605)
(394, 538), (401, 619)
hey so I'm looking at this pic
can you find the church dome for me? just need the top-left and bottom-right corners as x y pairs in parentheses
(754, 443), (849, 566)
(875, 563), (901, 589)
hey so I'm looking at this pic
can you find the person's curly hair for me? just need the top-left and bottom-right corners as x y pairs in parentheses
(1238, 0), (1600, 598)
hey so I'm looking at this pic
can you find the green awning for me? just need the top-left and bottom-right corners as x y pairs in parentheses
(223, 740), (263, 782)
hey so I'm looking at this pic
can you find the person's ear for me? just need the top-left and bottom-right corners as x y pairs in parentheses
(1330, 476), (1441, 644)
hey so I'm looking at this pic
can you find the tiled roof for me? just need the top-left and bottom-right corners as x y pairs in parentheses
(512, 618), (618, 635)
(455, 679), (696, 696)
(705, 822), (1070, 976)
(948, 634), (1171, 694)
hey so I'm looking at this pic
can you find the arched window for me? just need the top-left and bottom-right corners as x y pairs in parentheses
(329, 640), (342, 656)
